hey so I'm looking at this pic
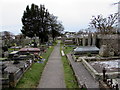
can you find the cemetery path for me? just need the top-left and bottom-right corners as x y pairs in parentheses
(37, 42), (66, 88)
(67, 54), (99, 89)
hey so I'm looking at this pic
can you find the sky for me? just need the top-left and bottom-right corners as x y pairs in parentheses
(0, 0), (119, 35)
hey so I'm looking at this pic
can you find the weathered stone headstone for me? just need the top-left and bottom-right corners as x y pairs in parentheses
(76, 38), (79, 46)
(78, 38), (80, 45)
(99, 45), (109, 57)
(109, 51), (114, 56)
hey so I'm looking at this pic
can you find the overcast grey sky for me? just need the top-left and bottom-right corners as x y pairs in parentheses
(0, 0), (119, 35)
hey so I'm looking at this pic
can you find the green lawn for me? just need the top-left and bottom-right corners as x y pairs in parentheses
(16, 46), (54, 88)
(64, 46), (74, 54)
(8, 48), (20, 53)
(61, 43), (79, 88)
(0, 58), (7, 61)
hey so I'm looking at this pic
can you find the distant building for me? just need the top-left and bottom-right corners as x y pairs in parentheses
(65, 32), (76, 38)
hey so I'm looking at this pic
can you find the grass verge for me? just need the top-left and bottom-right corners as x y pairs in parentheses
(8, 48), (20, 53)
(60, 43), (79, 88)
(16, 46), (54, 88)
(0, 58), (7, 61)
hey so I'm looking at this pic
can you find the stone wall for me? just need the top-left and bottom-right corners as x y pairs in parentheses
(97, 34), (120, 55)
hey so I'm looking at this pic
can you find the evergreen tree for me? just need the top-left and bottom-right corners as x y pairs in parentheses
(37, 5), (50, 43)
(21, 3), (64, 43)
(21, 4), (39, 38)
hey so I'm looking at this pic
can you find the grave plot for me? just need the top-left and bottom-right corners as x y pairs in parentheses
(73, 46), (99, 55)
(89, 59), (120, 73)
(69, 43), (120, 89)
(80, 58), (120, 80)
(72, 46), (100, 61)
(0, 54), (34, 88)
(19, 48), (40, 55)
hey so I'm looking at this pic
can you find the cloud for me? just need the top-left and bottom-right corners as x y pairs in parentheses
(0, 0), (118, 34)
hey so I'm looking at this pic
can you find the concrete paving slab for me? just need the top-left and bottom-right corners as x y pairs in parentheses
(37, 42), (66, 88)
(67, 54), (99, 89)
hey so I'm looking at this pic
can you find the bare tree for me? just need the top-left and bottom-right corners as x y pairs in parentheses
(89, 13), (118, 34)
(2, 31), (14, 46)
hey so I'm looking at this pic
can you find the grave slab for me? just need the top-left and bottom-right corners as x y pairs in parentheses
(74, 46), (99, 54)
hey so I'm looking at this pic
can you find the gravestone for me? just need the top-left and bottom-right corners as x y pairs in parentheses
(76, 38), (79, 45)
(109, 51), (114, 56)
(99, 45), (109, 57)
(13, 54), (20, 64)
